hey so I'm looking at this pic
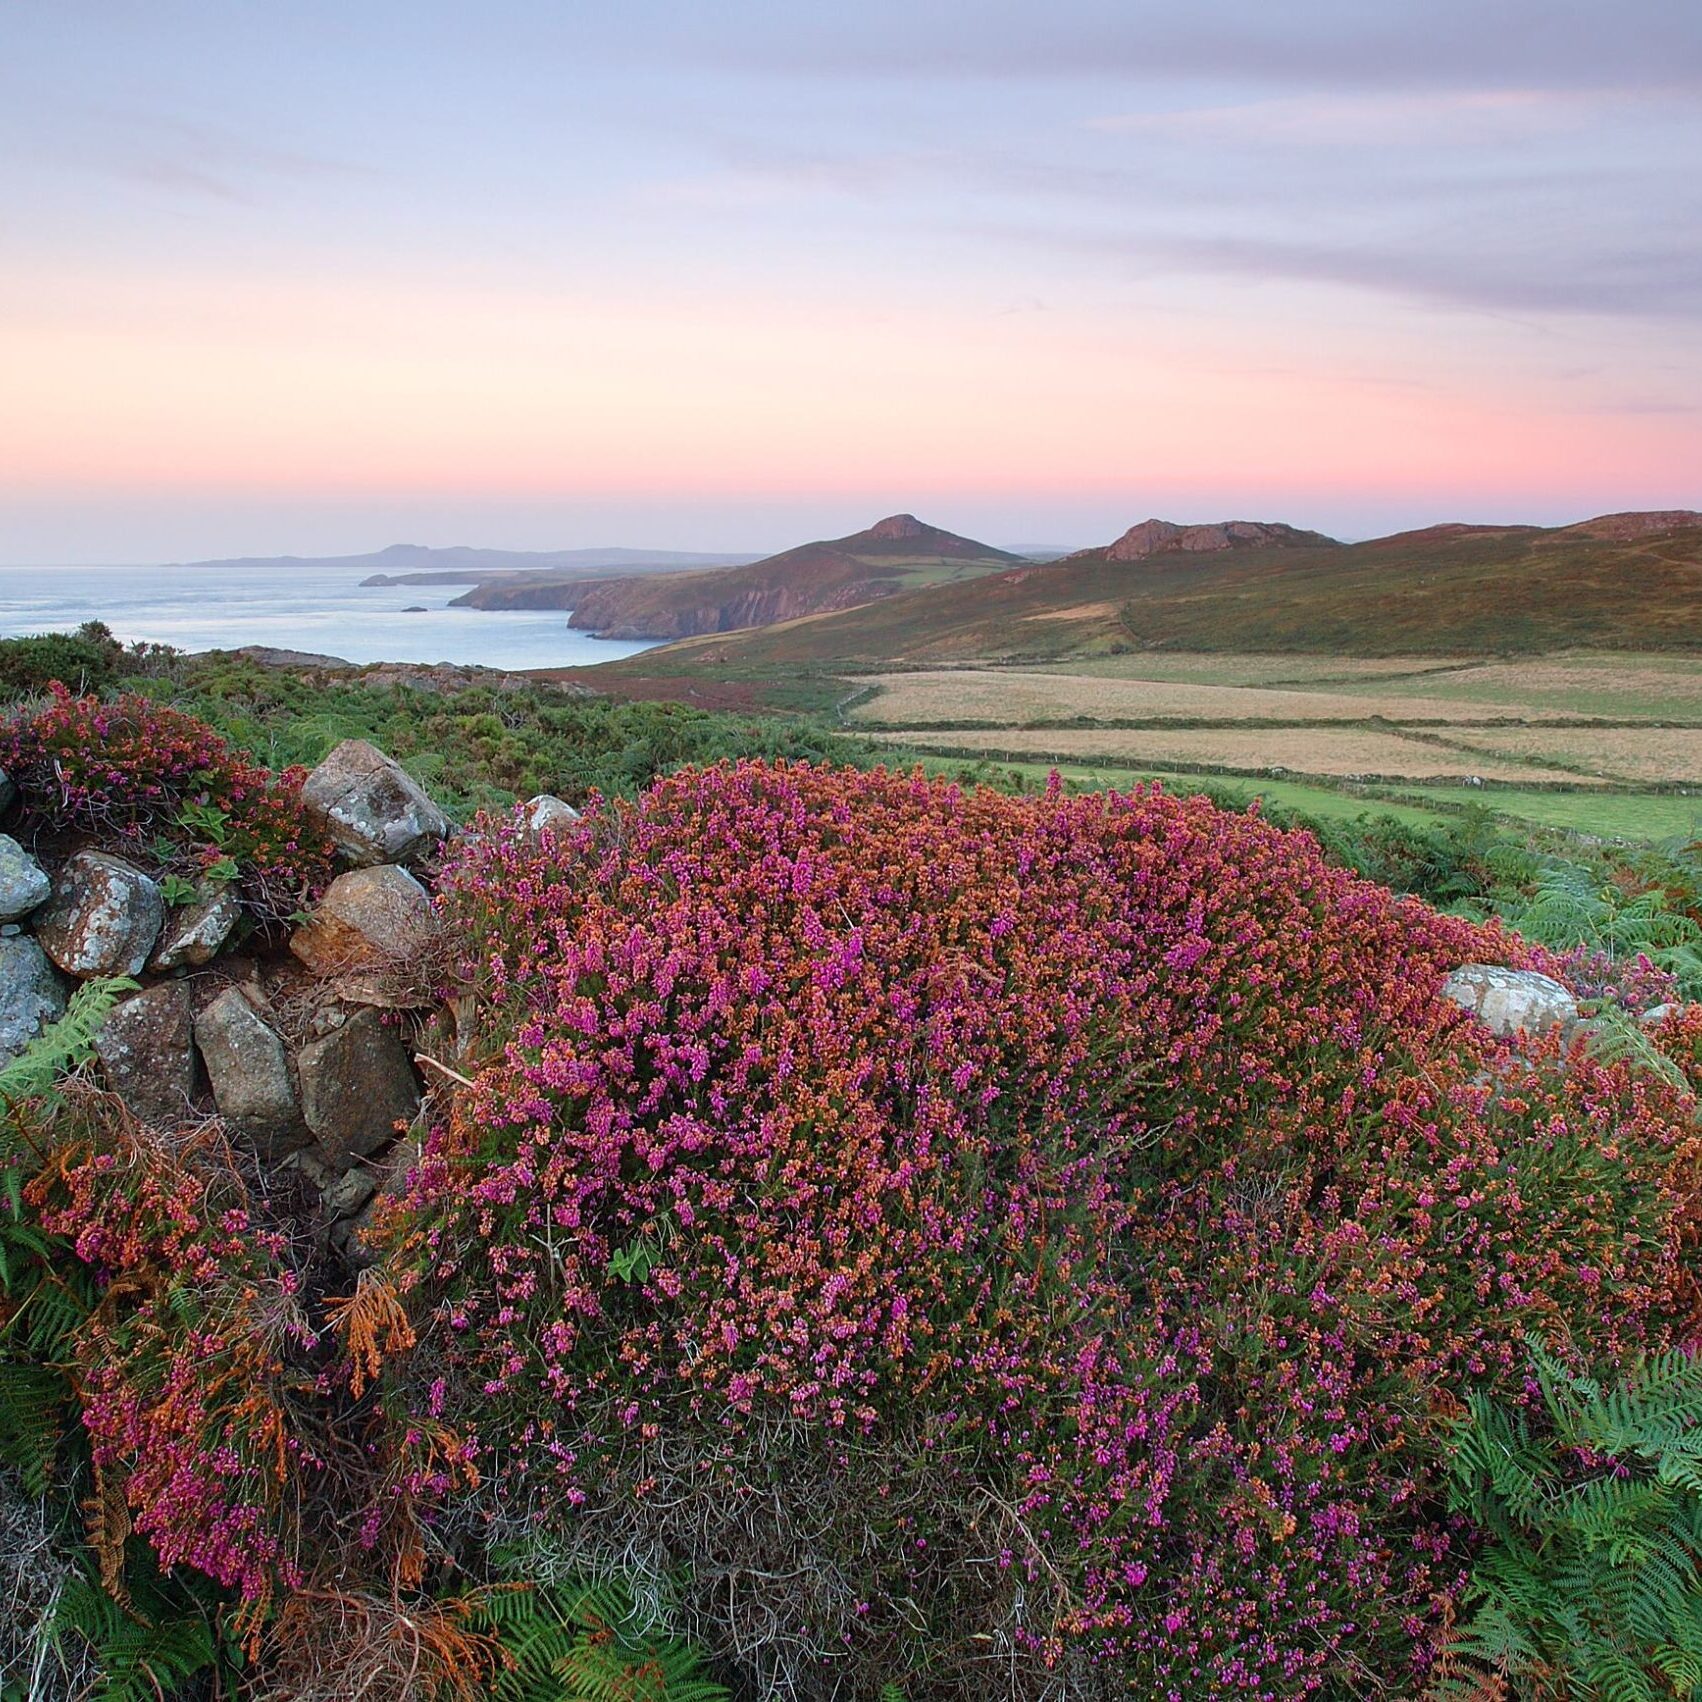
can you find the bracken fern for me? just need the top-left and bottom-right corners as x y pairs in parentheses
(1436, 1344), (1702, 1700)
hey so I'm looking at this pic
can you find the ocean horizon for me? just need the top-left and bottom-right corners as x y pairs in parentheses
(0, 562), (662, 671)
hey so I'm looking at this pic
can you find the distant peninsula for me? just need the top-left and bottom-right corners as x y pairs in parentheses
(173, 542), (763, 583)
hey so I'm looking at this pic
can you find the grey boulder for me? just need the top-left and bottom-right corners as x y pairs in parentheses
(148, 885), (242, 971)
(297, 1007), (421, 1169)
(94, 983), (197, 1124)
(302, 740), (448, 869)
(522, 794), (581, 836)
(0, 935), (68, 1064)
(34, 852), (163, 978)
(193, 987), (308, 1157)
(0, 836), (50, 921)
(1442, 964), (1579, 1039)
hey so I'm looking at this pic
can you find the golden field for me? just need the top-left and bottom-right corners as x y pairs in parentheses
(864, 727), (1606, 784)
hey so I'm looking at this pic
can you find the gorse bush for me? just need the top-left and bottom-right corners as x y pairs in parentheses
(116, 651), (873, 814)
(0, 621), (126, 698)
(374, 761), (1701, 1697)
(0, 685), (334, 923)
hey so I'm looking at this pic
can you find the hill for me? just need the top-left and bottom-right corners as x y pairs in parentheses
(451, 513), (1024, 639)
(642, 511), (1702, 665)
(1077, 517), (1340, 560)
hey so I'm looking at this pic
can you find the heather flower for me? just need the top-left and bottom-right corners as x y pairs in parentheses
(369, 762), (1700, 1694)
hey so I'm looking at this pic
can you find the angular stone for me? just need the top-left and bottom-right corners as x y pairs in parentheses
(336, 1133), (422, 1266)
(1641, 1002), (1681, 1029)
(320, 1166), (379, 1218)
(94, 983), (197, 1124)
(34, 853), (163, 979)
(289, 864), (437, 1006)
(193, 987), (308, 1157)
(522, 794), (581, 836)
(148, 886), (242, 971)
(0, 768), (15, 814)
(297, 1007), (421, 1168)
(1442, 964), (1579, 1039)
(0, 836), (50, 921)
(0, 935), (68, 1064)
(301, 740), (448, 869)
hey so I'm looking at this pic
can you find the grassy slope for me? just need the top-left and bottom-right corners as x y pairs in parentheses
(630, 521), (1702, 665)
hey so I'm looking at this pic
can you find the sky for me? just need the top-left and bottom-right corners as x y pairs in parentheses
(1, 0), (1699, 561)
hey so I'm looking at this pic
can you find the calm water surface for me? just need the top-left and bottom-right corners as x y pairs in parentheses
(0, 564), (661, 670)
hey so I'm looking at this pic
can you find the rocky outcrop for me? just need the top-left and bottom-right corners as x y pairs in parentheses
(95, 984), (197, 1125)
(0, 836), (50, 921)
(1087, 519), (1339, 564)
(1560, 510), (1702, 543)
(1442, 964), (1579, 1039)
(194, 988), (308, 1158)
(289, 864), (438, 1006)
(301, 740), (448, 869)
(0, 935), (67, 1063)
(148, 886), (242, 971)
(35, 853), (163, 978)
(297, 1008), (421, 1168)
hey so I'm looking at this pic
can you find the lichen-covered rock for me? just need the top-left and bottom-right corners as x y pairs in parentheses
(1442, 964), (1579, 1039)
(301, 739), (448, 868)
(148, 885), (242, 971)
(34, 852), (164, 978)
(0, 835), (50, 921)
(522, 794), (581, 836)
(297, 1007), (421, 1169)
(0, 935), (67, 1063)
(94, 983), (197, 1124)
(289, 864), (437, 1005)
(193, 987), (308, 1157)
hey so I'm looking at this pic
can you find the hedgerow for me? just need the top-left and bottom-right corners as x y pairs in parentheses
(370, 761), (1701, 1697)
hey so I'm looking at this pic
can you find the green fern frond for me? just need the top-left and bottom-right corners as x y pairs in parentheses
(0, 1360), (66, 1495)
(1436, 1345), (1702, 1701)
(1582, 1007), (1692, 1095)
(46, 1569), (220, 1702)
(471, 1576), (727, 1702)
(0, 975), (135, 1126)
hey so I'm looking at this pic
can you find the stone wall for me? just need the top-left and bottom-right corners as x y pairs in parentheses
(0, 736), (578, 1263)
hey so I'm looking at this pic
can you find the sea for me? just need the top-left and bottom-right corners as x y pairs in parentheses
(0, 563), (663, 671)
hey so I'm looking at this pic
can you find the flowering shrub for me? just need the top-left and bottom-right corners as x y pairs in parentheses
(1537, 941), (1678, 1014)
(0, 685), (334, 921)
(377, 762), (1701, 1697)
(23, 1109), (317, 1612)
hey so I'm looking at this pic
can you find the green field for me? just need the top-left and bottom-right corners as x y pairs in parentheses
(901, 752), (1452, 826)
(1398, 785), (1702, 839)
